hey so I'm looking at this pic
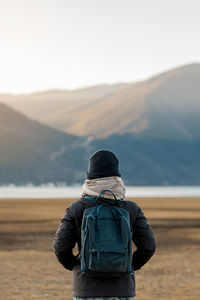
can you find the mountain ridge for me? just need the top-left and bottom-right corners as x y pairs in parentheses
(1, 63), (199, 140)
(1, 63), (200, 185)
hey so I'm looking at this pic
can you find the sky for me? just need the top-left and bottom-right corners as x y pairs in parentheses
(0, 0), (200, 94)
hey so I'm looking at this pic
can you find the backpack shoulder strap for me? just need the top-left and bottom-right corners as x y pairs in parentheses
(84, 195), (96, 204)
(95, 189), (119, 206)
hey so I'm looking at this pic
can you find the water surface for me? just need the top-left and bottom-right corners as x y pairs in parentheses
(1, 186), (200, 198)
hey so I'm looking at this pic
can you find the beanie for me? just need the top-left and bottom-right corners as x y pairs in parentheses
(87, 149), (121, 179)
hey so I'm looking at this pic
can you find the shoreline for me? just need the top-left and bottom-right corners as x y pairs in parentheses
(1, 186), (200, 199)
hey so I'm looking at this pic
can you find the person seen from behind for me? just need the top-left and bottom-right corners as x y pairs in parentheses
(54, 149), (156, 300)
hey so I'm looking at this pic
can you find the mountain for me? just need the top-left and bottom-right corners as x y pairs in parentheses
(1, 63), (200, 186)
(1, 63), (200, 140)
(1, 101), (199, 185)
(89, 134), (200, 185)
(1, 102), (200, 186)
(0, 83), (128, 132)
(0, 102), (88, 185)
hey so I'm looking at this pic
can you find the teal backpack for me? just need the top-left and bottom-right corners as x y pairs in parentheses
(80, 190), (133, 277)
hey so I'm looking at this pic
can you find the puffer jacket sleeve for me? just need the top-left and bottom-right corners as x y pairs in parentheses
(53, 204), (79, 271)
(132, 205), (156, 271)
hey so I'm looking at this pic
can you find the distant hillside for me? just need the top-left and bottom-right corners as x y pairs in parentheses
(0, 102), (200, 185)
(0, 83), (128, 127)
(1, 63), (200, 186)
(89, 134), (200, 185)
(0, 102), (87, 185)
(1, 63), (200, 140)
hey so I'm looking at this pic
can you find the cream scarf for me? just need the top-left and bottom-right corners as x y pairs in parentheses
(82, 176), (126, 200)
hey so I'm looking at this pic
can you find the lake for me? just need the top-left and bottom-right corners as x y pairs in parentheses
(1, 185), (200, 198)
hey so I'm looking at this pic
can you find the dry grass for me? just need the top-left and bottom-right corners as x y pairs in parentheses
(0, 197), (200, 300)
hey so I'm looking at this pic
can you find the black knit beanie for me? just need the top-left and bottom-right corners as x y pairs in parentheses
(87, 149), (121, 179)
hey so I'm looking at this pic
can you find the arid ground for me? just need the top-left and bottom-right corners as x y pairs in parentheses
(0, 197), (199, 300)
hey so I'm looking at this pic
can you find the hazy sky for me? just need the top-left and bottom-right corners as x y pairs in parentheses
(0, 0), (200, 94)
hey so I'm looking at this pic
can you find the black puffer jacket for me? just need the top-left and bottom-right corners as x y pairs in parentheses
(53, 196), (156, 297)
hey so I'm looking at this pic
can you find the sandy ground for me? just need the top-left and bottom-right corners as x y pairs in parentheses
(0, 197), (200, 300)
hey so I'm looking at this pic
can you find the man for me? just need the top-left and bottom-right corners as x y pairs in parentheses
(54, 150), (156, 299)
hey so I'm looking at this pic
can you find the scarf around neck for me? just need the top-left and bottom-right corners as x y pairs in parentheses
(82, 176), (126, 200)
